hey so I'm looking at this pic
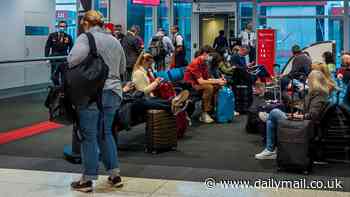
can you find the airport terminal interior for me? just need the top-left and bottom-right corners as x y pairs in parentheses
(1, 0), (350, 196)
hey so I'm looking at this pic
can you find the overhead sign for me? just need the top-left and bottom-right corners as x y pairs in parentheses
(132, 0), (160, 6)
(193, 2), (236, 13)
(257, 29), (276, 76)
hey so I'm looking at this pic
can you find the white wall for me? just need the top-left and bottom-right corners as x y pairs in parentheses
(0, 0), (55, 90)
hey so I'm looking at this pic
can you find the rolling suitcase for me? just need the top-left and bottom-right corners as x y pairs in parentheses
(216, 86), (235, 123)
(277, 118), (314, 174)
(145, 110), (177, 154)
(277, 74), (313, 174)
(234, 85), (253, 114)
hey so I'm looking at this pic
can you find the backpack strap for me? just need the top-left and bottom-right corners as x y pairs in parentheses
(85, 32), (98, 57)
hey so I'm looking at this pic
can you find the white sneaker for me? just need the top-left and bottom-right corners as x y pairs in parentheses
(258, 112), (269, 122)
(255, 148), (277, 160)
(199, 112), (215, 124)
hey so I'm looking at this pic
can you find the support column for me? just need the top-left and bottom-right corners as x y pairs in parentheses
(252, 0), (258, 30)
(169, 0), (174, 32)
(152, 6), (158, 33)
(344, 0), (349, 51)
(109, 0), (127, 32)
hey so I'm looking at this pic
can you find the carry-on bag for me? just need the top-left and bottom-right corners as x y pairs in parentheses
(145, 110), (177, 154)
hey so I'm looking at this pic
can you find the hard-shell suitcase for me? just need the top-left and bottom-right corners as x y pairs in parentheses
(216, 86), (235, 123)
(145, 110), (177, 154)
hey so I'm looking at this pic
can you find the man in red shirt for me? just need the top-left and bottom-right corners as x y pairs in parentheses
(184, 46), (226, 123)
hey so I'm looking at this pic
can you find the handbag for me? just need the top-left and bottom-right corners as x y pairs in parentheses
(45, 86), (75, 125)
(65, 32), (109, 106)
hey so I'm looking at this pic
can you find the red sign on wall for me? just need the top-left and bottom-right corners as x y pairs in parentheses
(257, 29), (276, 77)
(132, 0), (160, 6)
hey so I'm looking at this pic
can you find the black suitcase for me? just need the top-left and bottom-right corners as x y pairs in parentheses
(276, 73), (314, 174)
(277, 119), (314, 174)
(145, 110), (177, 154)
(234, 85), (253, 114)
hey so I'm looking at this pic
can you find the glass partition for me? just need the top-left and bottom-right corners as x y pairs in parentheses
(258, 0), (344, 66)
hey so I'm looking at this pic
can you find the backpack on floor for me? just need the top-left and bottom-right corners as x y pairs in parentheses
(216, 86), (235, 123)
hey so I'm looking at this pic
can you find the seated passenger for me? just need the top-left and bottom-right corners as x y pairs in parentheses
(255, 70), (329, 160)
(209, 52), (225, 79)
(311, 62), (336, 93)
(132, 52), (189, 115)
(184, 46), (227, 123)
(281, 45), (312, 91)
(323, 51), (336, 76)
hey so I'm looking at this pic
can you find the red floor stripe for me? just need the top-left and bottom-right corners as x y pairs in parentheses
(0, 121), (63, 145)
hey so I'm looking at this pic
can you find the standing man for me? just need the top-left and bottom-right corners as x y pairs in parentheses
(148, 28), (175, 70)
(45, 20), (73, 85)
(171, 25), (187, 68)
(213, 30), (228, 56)
(121, 26), (143, 80)
(239, 22), (256, 63)
(114, 24), (125, 42)
(132, 25), (144, 49)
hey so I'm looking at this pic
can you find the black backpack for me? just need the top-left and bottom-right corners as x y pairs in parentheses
(65, 32), (109, 106)
(149, 36), (167, 59)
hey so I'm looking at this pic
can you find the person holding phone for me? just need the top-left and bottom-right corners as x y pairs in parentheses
(255, 70), (329, 160)
(132, 52), (189, 115)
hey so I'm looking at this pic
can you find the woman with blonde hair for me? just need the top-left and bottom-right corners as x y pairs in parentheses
(255, 70), (329, 160)
(68, 10), (126, 192)
(131, 51), (189, 114)
(311, 62), (336, 93)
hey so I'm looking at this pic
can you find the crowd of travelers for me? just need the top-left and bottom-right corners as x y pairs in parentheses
(45, 11), (350, 193)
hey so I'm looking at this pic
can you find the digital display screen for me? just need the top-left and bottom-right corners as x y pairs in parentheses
(132, 0), (160, 6)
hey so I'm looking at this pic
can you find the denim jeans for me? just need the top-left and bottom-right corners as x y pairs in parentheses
(266, 108), (287, 152)
(78, 90), (121, 181)
(142, 97), (171, 112)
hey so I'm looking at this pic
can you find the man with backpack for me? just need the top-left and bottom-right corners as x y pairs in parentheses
(148, 29), (174, 70)
(67, 10), (126, 192)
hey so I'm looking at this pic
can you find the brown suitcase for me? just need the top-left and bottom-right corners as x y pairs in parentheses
(145, 110), (177, 154)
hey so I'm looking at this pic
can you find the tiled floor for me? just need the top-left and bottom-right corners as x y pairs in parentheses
(0, 168), (349, 197)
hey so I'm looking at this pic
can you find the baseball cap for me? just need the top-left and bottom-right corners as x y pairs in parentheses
(292, 45), (302, 53)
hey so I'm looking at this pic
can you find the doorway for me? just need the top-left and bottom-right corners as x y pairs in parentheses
(199, 14), (236, 48)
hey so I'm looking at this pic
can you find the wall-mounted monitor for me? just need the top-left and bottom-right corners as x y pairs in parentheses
(132, 0), (160, 6)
